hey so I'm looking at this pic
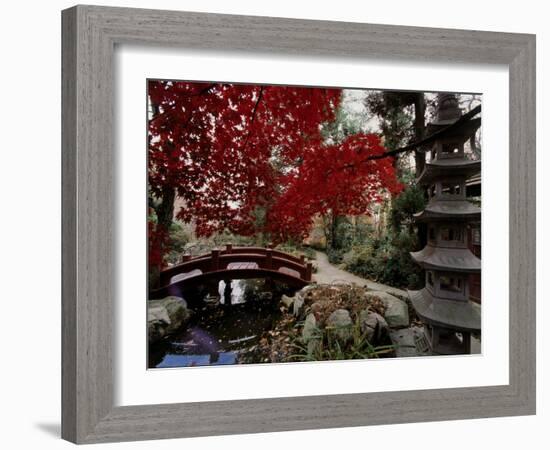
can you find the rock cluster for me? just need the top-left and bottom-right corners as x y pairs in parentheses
(147, 296), (190, 344)
(280, 283), (412, 356)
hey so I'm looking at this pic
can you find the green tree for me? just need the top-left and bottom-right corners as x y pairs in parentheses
(364, 91), (427, 176)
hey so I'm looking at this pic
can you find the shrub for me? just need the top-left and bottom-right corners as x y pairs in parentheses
(166, 222), (191, 264)
(390, 184), (426, 232)
(276, 242), (316, 261)
(327, 247), (345, 264)
(344, 231), (423, 289)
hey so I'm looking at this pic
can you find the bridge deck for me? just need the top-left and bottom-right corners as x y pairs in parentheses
(151, 245), (313, 299)
(227, 262), (259, 270)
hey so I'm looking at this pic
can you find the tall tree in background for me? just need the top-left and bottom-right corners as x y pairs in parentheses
(364, 91), (427, 176)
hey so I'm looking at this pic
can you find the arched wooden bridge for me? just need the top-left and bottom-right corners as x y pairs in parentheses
(150, 244), (313, 298)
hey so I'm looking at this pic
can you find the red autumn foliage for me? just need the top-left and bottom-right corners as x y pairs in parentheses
(148, 80), (401, 263)
(267, 134), (402, 242)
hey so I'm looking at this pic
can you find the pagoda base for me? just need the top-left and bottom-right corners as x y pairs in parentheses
(424, 324), (472, 355)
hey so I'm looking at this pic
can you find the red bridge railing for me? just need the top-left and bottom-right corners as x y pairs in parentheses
(153, 245), (313, 296)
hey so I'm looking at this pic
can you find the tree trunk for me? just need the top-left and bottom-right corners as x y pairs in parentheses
(156, 185), (176, 232)
(330, 215), (338, 250)
(148, 185), (175, 290)
(413, 93), (426, 176)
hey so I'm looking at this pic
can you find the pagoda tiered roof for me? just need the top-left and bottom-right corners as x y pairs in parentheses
(408, 288), (481, 332)
(413, 199), (481, 222)
(417, 158), (481, 185)
(410, 245), (481, 272)
(425, 117), (481, 141)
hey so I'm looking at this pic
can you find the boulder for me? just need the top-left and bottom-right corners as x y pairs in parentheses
(326, 309), (353, 343)
(359, 310), (388, 343)
(148, 296), (190, 344)
(365, 291), (409, 328)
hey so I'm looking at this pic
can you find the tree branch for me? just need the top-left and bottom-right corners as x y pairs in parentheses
(373, 104), (481, 159)
(328, 104), (482, 176)
(241, 86), (265, 152)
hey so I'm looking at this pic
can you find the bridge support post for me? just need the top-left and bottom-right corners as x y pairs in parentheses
(305, 262), (313, 281)
(211, 249), (220, 271)
(225, 244), (233, 254)
(223, 279), (232, 306)
(265, 248), (273, 270)
(300, 255), (305, 264)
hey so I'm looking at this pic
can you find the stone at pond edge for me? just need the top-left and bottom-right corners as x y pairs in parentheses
(359, 310), (388, 344)
(326, 309), (353, 343)
(365, 291), (409, 328)
(280, 294), (294, 309)
(148, 296), (190, 344)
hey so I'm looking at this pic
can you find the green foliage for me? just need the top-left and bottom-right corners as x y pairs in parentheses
(321, 100), (366, 145)
(390, 184), (426, 232)
(333, 216), (354, 250)
(344, 231), (423, 289)
(327, 247), (345, 265)
(364, 91), (416, 151)
(165, 222), (191, 264)
(321, 181), (426, 289)
(287, 318), (395, 362)
(276, 242), (316, 261)
(212, 231), (256, 247)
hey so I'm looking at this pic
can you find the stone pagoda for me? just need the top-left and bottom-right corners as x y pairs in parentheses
(409, 93), (481, 355)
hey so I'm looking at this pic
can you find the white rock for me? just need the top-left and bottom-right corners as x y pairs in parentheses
(280, 294), (294, 309)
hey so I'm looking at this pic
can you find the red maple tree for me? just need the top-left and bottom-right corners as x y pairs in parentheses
(148, 80), (400, 267)
(267, 133), (401, 242)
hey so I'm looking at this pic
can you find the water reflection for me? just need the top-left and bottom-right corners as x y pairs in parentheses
(149, 278), (294, 369)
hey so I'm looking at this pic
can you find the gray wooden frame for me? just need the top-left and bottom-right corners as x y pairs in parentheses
(62, 5), (536, 444)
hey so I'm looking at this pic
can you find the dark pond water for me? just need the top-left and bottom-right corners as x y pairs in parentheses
(148, 279), (295, 369)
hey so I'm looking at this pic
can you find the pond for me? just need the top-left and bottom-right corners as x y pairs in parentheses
(148, 279), (296, 368)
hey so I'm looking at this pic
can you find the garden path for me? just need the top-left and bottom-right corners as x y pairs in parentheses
(312, 251), (407, 298)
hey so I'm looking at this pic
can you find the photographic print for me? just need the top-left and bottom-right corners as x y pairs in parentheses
(147, 81), (482, 369)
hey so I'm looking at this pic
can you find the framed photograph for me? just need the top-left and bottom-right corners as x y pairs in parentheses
(62, 5), (536, 444)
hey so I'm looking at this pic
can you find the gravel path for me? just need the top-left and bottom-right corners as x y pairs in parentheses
(312, 250), (407, 298)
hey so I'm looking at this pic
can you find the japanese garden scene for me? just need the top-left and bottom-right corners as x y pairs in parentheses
(147, 80), (482, 369)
